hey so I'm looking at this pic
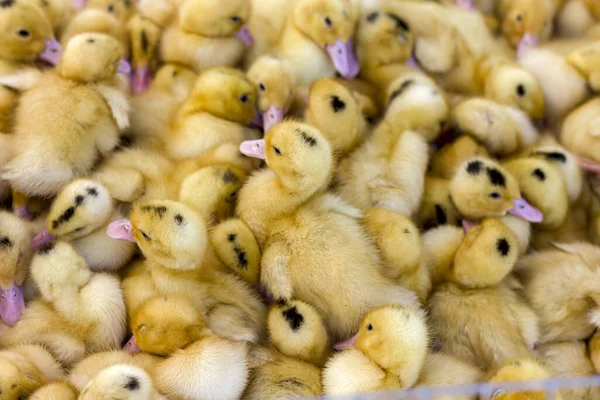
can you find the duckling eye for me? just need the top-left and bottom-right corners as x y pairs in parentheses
(230, 16), (241, 23)
(239, 94), (249, 103)
(229, 191), (238, 199)
(272, 146), (282, 156)
(489, 192), (501, 199)
(324, 16), (333, 28)
(74, 227), (85, 232)
(258, 82), (266, 92)
(516, 84), (526, 97)
(141, 231), (151, 241)
(16, 29), (31, 38)
(367, 323), (374, 331)
(516, 14), (522, 22)
(107, 4), (114, 12)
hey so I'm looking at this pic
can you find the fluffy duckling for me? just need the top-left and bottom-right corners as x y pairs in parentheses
(79, 364), (165, 400)
(418, 176), (461, 230)
(166, 67), (261, 160)
(31, 179), (136, 271)
(496, 0), (554, 51)
(30, 381), (78, 400)
(0, 344), (65, 400)
(560, 98), (600, 164)
(159, 0), (252, 73)
(22, 0), (72, 37)
(415, 352), (483, 400)
(1, 33), (130, 204)
(0, 241), (127, 364)
(487, 358), (562, 400)
(556, 0), (599, 37)
(516, 242), (600, 343)
(430, 135), (490, 180)
(127, 14), (162, 95)
(323, 304), (428, 395)
(239, 121), (417, 341)
(566, 41), (600, 92)
(428, 218), (539, 370)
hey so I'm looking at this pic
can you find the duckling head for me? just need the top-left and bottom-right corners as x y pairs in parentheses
(86, 0), (132, 23)
(178, 0), (253, 45)
(0, 0), (57, 64)
(356, 11), (413, 70)
(450, 158), (542, 222)
(0, 211), (32, 326)
(247, 56), (295, 133)
(32, 180), (112, 250)
(485, 65), (545, 121)
(504, 0), (552, 55)
(58, 32), (125, 83)
(131, 295), (208, 356)
(451, 218), (518, 288)
(183, 67), (258, 126)
(268, 299), (329, 365)
(292, 0), (359, 78)
(128, 14), (162, 95)
(503, 158), (568, 230)
(0, 353), (45, 400)
(152, 63), (197, 96)
(430, 136), (490, 179)
(109, 200), (207, 271)
(529, 142), (582, 204)
(79, 364), (155, 400)
(240, 120), (333, 193)
(488, 359), (554, 400)
(305, 78), (363, 156)
(335, 304), (428, 388)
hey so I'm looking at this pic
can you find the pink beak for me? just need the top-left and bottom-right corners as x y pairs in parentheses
(13, 205), (34, 221)
(517, 33), (539, 59)
(240, 139), (266, 160)
(456, 0), (475, 10)
(118, 59), (131, 74)
(107, 220), (136, 242)
(249, 112), (263, 129)
(462, 220), (480, 233)
(579, 157), (600, 175)
(39, 39), (62, 66)
(32, 230), (56, 250)
(262, 106), (284, 133)
(132, 66), (152, 95)
(72, 0), (87, 10)
(326, 40), (360, 79)
(0, 283), (25, 327)
(123, 335), (141, 354)
(333, 333), (358, 351)
(235, 25), (254, 46)
(405, 56), (420, 70)
(507, 198), (543, 223)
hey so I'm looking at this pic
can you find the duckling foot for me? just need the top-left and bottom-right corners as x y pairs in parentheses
(0, 282), (25, 327)
(123, 335), (141, 354)
(132, 66), (152, 95)
(326, 40), (360, 79)
(263, 106), (284, 133)
(13, 205), (34, 221)
(517, 33), (539, 59)
(32, 230), (56, 250)
(235, 25), (254, 46)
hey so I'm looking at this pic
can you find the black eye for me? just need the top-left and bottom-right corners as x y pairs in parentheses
(273, 146), (282, 156)
(489, 192), (501, 199)
(324, 16), (333, 27)
(141, 231), (151, 241)
(367, 324), (374, 331)
(74, 227), (85, 232)
(231, 16), (241, 23)
(516, 14), (522, 22)
(107, 4), (114, 12)
(17, 29), (31, 38)
(516, 84), (526, 97)
(239, 94), (249, 103)
(229, 191), (237, 198)
(259, 82), (265, 92)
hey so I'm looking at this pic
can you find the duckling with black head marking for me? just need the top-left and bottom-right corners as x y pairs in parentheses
(79, 364), (165, 400)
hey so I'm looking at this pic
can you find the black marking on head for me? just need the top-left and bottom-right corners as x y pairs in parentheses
(174, 214), (184, 225)
(387, 13), (410, 31)
(366, 12), (379, 23)
(53, 206), (76, 229)
(299, 131), (317, 147)
(435, 205), (447, 225)
(87, 38), (95, 44)
(466, 160), (483, 175)
(234, 246), (248, 269)
(536, 151), (567, 163)
(516, 84), (526, 97)
(403, 228), (410, 234)
(496, 238), (510, 257)
(278, 379), (305, 389)
(40, 0), (49, 6)
(0, 0), (14, 8)
(38, 241), (56, 255)
(282, 306), (304, 331)
(532, 168), (546, 181)
(223, 169), (238, 183)
(228, 233), (237, 242)
(124, 376), (140, 391)
(389, 79), (415, 102)
(0, 237), (13, 249)
(486, 168), (506, 187)
(154, 206), (167, 219)
(141, 30), (149, 54)
(330, 95), (346, 113)
(74, 195), (85, 206)
(86, 187), (98, 197)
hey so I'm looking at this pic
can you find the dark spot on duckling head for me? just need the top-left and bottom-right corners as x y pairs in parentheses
(496, 238), (510, 257)
(74, 195), (84, 206)
(40, 0), (49, 6)
(234, 246), (248, 270)
(223, 169), (238, 183)
(228, 233), (237, 242)
(174, 214), (184, 225)
(298, 130), (317, 147)
(532, 168), (546, 181)
(0, 0), (15, 8)
(282, 306), (304, 331)
(403, 228), (410, 234)
(536, 151), (567, 164)
(141, 30), (149, 54)
(389, 79), (415, 102)
(154, 206), (167, 219)
(366, 12), (379, 23)
(279, 379), (305, 389)
(466, 160), (483, 175)
(516, 84), (526, 97)
(87, 38), (95, 44)
(107, 4), (114, 12)
(387, 13), (410, 31)
(38, 241), (56, 255)
(86, 187), (99, 197)
(53, 206), (76, 229)
(435, 205), (447, 225)
(330, 95), (346, 113)
(124, 376), (140, 391)
(0, 237), (13, 249)
(486, 168), (506, 187)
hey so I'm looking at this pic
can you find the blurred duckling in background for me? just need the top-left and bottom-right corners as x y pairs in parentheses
(560, 98), (600, 166)
(1, 33), (131, 216)
(566, 41), (600, 93)
(30, 179), (136, 272)
(556, 0), (600, 38)
(487, 358), (562, 400)
(495, 0), (555, 51)
(22, 0), (73, 37)
(79, 364), (166, 400)
(30, 381), (78, 400)
(418, 176), (462, 230)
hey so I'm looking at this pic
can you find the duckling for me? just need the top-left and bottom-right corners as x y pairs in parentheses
(589, 329), (600, 373)
(238, 121), (417, 341)
(418, 176), (461, 231)
(159, 0), (251, 73)
(0, 241), (127, 364)
(560, 98), (600, 164)
(0, 344), (65, 400)
(566, 41), (600, 93)
(428, 218), (539, 370)
(30, 381), (78, 400)
(1, 33), (130, 204)
(31, 179), (136, 271)
(22, 0), (73, 37)
(416, 352), (483, 400)
(430, 135), (490, 180)
(496, 0), (554, 51)
(556, 0), (599, 38)
(516, 242), (600, 343)
(323, 304), (428, 395)
(127, 15), (161, 95)
(166, 67), (261, 160)
(79, 364), (165, 400)
(487, 358), (562, 400)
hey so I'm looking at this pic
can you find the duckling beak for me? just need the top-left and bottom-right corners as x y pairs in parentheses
(132, 66), (152, 95)
(249, 112), (263, 129)
(107, 220), (136, 242)
(456, 0), (475, 10)
(507, 198), (543, 223)
(516, 33), (539, 59)
(240, 139), (266, 160)
(118, 59), (132, 75)
(13, 205), (34, 221)
(39, 39), (62, 67)
(263, 106), (285, 133)
(72, 0), (87, 10)
(123, 335), (141, 354)
(405, 56), (420, 70)
(325, 40), (360, 79)
(579, 157), (600, 176)
(235, 25), (254, 46)
(0, 282), (25, 327)
(462, 220), (480, 233)
(333, 333), (358, 350)
(32, 230), (57, 250)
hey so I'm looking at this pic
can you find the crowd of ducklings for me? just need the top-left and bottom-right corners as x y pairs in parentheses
(3, 0), (600, 399)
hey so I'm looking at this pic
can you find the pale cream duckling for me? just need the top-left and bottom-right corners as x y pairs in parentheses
(430, 135), (490, 180)
(428, 218), (540, 370)
(1, 33), (130, 209)
(238, 121), (417, 341)
(487, 358), (562, 400)
(30, 381), (78, 400)
(566, 41), (600, 93)
(30, 179), (137, 271)
(79, 364), (166, 400)
(560, 98), (600, 165)
(556, 0), (600, 38)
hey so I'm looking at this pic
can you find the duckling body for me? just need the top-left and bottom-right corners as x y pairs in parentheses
(560, 98), (600, 164)
(488, 358), (562, 400)
(30, 381), (78, 400)
(79, 364), (166, 400)
(416, 352), (482, 400)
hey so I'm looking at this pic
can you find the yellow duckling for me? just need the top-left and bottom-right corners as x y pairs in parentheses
(30, 179), (137, 272)
(30, 381), (78, 400)
(416, 352), (483, 400)
(323, 304), (428, 395)
(487, 358), (562, 400)
(496, 0), (554, 51)
(430, 135), (490, 180)
(159, 0), (252, 73)
(556, 0), (600, 38)
(166, 67), (261, 160)
(238, 121), (417, 341)
(560, 98), (600, 165)
(79, 364), (166, 400)
(0, 344), (65, 400)
(22, 0), (72, 37)
(566, 41), (600, 92)
(245, 0), (293, 65)
(1, 33), (130, 208)
(428, 218), (539, 370)
(418, 176), (461, 230)
(0, 241), (127, 365)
